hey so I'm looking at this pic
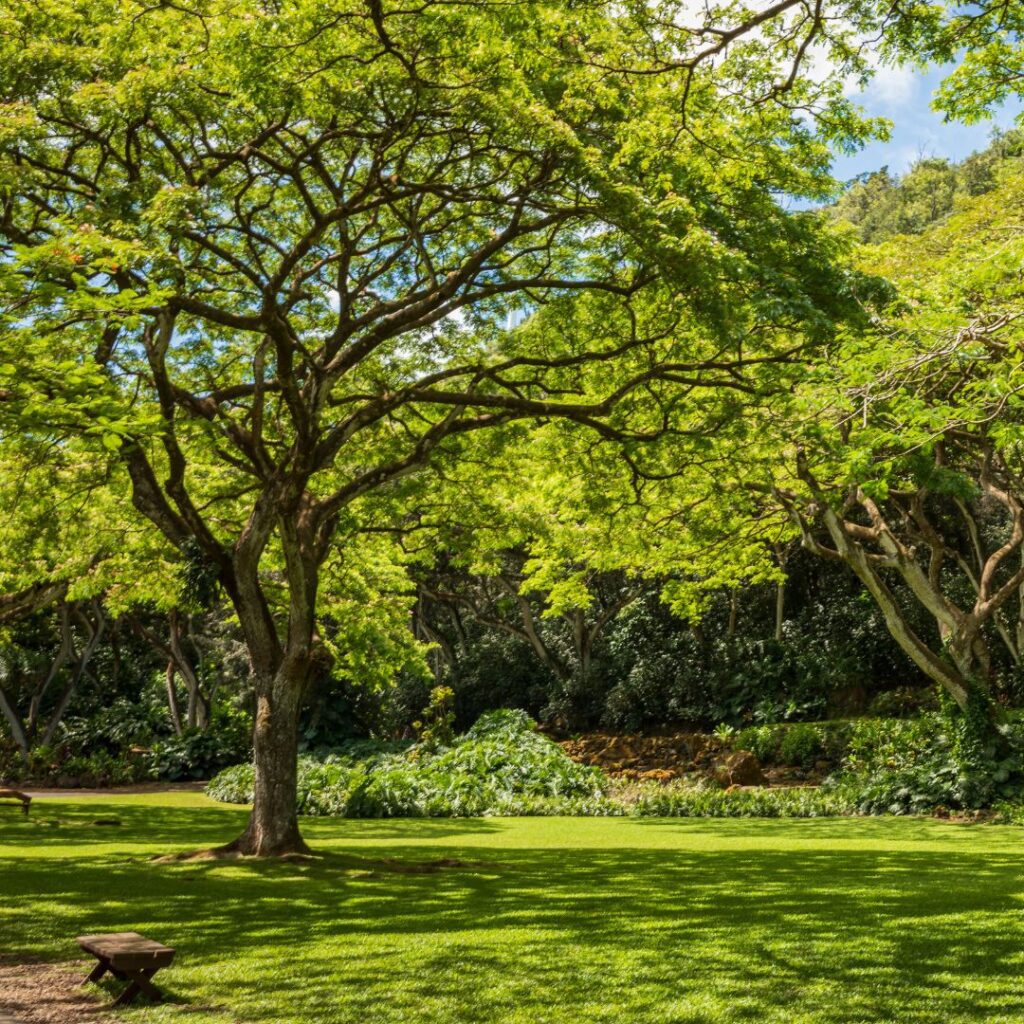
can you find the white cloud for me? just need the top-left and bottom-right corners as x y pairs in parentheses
(858, 63), (918, 108)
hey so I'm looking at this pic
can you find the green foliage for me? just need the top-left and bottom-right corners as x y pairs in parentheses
(631, 780), (852, 818)
(831, 712), (1024, 814)
(0, 0), (895, 768)
(0, 742), (149, 786)
(413, 685), (456, 752)
(424, 561), (922, 735)
(148, 722), (251, 782)
(866, 687), (938, 718)
(732, 725), (782, 764)
(777, 724), (827, 769)
(207, 710), (608, 817)
(828, 131), (1024, 243)
(0, 698), (252, 784)
(733, 721), (853, 769)
(61, 697), (169, 753)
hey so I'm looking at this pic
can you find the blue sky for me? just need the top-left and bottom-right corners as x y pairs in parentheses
(833, 62), (1024, 182)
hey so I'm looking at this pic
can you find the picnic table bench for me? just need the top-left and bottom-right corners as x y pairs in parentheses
(0, 788), (31, 816)
(77, 932), (175, 1006)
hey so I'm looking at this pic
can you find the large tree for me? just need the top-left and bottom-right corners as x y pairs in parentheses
(0, 0), (904, 853)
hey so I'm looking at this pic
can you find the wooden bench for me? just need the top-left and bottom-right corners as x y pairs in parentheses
(77, 932), (175, 1006)
(0, 788), (30, 816)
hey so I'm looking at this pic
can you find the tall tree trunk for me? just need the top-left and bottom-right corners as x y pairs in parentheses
(26, 603), (73, 741)
(221, 661), (310, 857)
(40, 602), (105, 748)
(773, 544), (787, 643)
(169, 610), (210, 731)
(220, 497), (320, 857)
(815, 507), (975, 709)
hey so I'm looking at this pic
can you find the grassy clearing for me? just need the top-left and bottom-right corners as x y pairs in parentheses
(2, 793), (1024, 1024)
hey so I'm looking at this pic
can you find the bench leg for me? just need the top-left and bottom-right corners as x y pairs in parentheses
(82, 955), (131, 989)
(111, 967), (163, 1007)
(82, 958), (109, 985)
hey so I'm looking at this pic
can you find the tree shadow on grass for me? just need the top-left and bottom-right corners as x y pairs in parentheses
(3, 813), (1024, 1023)
(0, 799), (505, 851)
(629, 813), (1019, 845)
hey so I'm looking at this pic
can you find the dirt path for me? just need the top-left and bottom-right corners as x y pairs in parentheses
(22, 782), (208, 799)
(0, 958), (112, 1024)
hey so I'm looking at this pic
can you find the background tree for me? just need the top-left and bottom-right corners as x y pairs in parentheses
(774, 158), (1024, 712)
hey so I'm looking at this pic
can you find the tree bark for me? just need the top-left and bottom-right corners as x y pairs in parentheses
(169, 610), (210, 731)
(165, 660), (184, 737)
(0, 685), (30, 755)
(773, 544), (787, 643)
(815, 506), (975, 709)
(26, 603), (74, 741)
(218, 494), (320, 857)
(220, 663), (310, 857)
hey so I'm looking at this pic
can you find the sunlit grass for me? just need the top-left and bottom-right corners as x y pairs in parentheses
(2, 793), (1024, 1023)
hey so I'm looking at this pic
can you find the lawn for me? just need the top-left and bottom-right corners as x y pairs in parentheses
(2, 794), (1024, 1024)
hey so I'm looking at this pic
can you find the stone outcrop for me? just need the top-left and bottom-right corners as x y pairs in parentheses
(559, 732), (727, 781)
(559, 732), (777, 787)
(712, 750), (767, 787)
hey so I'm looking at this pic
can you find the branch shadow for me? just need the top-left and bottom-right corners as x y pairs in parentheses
(2, 806), (1023, 1024)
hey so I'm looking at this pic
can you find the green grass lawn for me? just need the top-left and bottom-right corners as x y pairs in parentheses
(2, 794), (1024, 1024)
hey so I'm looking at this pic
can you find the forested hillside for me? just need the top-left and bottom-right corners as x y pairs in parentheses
(828, 129), (1024, 242)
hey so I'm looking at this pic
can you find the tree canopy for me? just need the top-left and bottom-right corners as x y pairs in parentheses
(2, 0), (1021, 853)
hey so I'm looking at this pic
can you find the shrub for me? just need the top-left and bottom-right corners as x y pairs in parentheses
(630, 780), (853, 818)
(866, 687), (938, 718)
(61, 697), (169, 754)
(732, 725), (781, 763)
(147, 706), (252, 781)
(207, 709), (607, 817)
(413, 685), (456, 751)
(828, 711), (1024, 814)
(778, 724), (825, 769)
(0, 742), (151, 786)
(208, 707), (1024, 821)
(732, 721), (852, 769)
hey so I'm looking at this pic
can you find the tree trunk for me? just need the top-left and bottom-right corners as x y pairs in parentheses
(813, 507), (976, 709)
(0, 685), (30, 756)
(169, 610), (210, 731)
(218, 488), (320, 857)
(220, 663), (310, 857)
(165, 660), (183, 736)
(26, 603), (73, 742)
(773, 544), (787, 643)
